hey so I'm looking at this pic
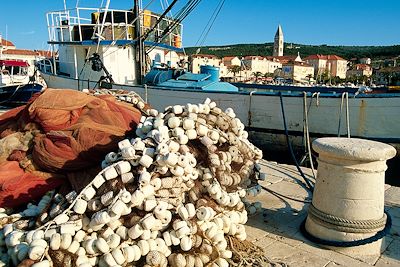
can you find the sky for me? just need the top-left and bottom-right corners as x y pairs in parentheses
(0, 0), (399, 50)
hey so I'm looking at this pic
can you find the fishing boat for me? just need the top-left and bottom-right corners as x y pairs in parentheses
(0, 59), (44, 107)
(37, 0), (400, 156)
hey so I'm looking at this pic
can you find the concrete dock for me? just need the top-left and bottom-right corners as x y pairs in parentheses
(245, 160), (400, 267)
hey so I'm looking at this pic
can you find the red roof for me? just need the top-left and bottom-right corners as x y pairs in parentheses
(2, 49), (38, 56)
(304, 54), (346, 61)
(326, 55), (346, 60)
(284, 61), (312, 67)
(265, 56), (296, 64)
(0, 60), (29, 67)
(222, 56), (236, 61)
(244, 56), (265, 60)
(354, 64), (371, 70)
(0, 39), (15, 47)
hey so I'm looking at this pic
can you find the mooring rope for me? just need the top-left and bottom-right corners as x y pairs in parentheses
(301, 211), (392, 247)
(307, 204), (387, 233)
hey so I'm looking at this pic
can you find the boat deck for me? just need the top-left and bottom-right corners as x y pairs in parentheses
(246, 160), (400, 266)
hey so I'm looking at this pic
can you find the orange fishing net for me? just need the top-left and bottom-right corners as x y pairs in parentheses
(0, 89), (142, 208)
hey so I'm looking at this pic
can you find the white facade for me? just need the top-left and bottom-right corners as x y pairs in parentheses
(222, 56), (241, 67)
(190, 55), (221, 74)
(282, 62), (314, 82)
(243, 56), (282, 74)
(304, 55), (348, 79)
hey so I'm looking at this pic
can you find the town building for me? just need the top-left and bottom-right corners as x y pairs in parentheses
(346, 64), (373, 78)
(304, 54), (348, 79)
(375, 67), (400, 86)
(359, 57), (371, 65)
(189, 54), (221, 74)
(0, 37), (16, 50)
(279, 55), (314, 83)
(273, 25), (284, 57)
(242, 56), (282, 74)
(222, 56), (241, 67)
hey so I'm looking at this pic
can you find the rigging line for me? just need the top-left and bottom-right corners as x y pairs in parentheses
(164, 0), (174, 18)
(146, 0), (202, 54)
(198, 0), (225, 48)
(142, 0), (179, 41)
(194, 0), (224, 48)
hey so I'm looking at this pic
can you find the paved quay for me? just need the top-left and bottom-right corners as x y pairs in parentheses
(245, 160), (400, 267)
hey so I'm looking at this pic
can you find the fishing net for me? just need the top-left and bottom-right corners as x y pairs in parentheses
(0, 89), (144, 208)
(0, 93), (270, 267)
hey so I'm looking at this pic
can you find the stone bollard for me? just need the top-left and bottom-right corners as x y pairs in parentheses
(305, 137), (396, 255)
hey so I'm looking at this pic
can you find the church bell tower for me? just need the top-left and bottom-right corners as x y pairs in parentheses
(273, 24), (284, 56)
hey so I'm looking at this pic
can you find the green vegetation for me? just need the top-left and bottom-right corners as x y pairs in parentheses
(185, 43), (400, 60)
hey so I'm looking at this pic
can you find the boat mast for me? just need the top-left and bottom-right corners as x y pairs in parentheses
(134, 0), (145, 85)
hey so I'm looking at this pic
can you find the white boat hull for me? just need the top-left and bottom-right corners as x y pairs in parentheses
(41, 73), (400, 153)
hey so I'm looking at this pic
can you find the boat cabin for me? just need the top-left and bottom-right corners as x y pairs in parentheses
(0, 60), (30, 87)
(37, 5), (184, 86)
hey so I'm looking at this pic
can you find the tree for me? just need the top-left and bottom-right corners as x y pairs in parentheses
(252, 71), (262, 82)
(306, 74), (313, 83)
(228, 65), (241, 77)
(263, 72), (274, 78)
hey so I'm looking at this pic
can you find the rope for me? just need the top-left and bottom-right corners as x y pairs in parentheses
(261, 185), (312, 203)
(307, 204), (387, 233)
(302, 92), (317, 179)
(247, 90), (257, 127)
(278, 92), (314, 192)
(301, 211), (392, 247)
(345, 92), (350, 138)
(337, 92), (350, 137)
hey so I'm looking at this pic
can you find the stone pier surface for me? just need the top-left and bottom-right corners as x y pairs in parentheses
(245, 160), (400, 266)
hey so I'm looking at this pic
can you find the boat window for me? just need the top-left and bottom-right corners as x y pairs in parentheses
(154, 53), (161, 63)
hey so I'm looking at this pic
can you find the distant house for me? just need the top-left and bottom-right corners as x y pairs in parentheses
(375, 67), (400, 85)
(346, 64), (373, 78)
(359, 57), (372, 65)
(304, 54), (348, 79)
(222, 56), (240, 67)
(281, 60), (314, 83)
(242, 56), (282, 74)
(265, 55), (298, 65)
(189, 54), (221, 74)
(0, 38), (16, 50)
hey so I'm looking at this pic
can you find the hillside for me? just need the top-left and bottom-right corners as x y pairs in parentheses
(184, 43), (400, 60)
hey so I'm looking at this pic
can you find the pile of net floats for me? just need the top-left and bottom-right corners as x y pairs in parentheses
(0, 94), (265, 267)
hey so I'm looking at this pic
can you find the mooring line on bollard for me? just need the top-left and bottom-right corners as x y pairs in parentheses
(300, 211), (392, 247)
(278, 92), (314, 192)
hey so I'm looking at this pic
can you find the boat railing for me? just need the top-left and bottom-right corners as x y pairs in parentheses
(46, 7), (182, 48)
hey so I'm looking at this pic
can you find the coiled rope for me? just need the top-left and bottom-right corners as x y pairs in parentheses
(301, 208), (392, 247)
(307, 204), (387, 233)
